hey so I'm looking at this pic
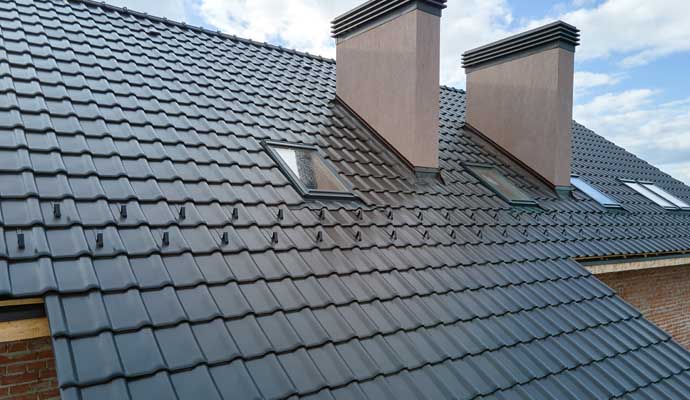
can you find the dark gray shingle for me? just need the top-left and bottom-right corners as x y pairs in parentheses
(1, 0), (690, 398)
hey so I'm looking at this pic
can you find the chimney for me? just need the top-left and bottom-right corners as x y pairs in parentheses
(462, 22), (580, 189)
(331, 0), (447, 175)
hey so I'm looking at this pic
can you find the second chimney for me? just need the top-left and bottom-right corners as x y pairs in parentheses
(332, 0), (447, 175)
(462, 22), (580, 189)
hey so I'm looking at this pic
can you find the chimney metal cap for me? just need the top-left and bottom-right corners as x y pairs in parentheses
(462, 21), (580, 70)
(331, 0), (447, 38)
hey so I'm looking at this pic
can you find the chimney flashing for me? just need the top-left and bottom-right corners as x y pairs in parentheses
(331, 0), (446, 40)
(462, 21), (579, 71)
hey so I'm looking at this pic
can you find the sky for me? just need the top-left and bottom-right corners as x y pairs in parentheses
(107, 0), (690, 184)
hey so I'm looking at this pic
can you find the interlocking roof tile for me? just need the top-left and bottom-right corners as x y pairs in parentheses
(2, 0), (690, 398)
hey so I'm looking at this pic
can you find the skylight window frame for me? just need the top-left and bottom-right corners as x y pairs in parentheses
(641, 182), (690, 210)
(570, 174), (622, 209)
(463, 162), (539, 207)
(263, 140), (358, 201)
(620, 178), (690, 211)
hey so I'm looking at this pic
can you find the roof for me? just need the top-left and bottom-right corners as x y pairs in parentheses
(2, 0), (690, 399)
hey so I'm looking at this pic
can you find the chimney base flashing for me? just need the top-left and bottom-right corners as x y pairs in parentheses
(414, 166), (441, 182)
(334, 96), (440, 180)
(462, 122), (561, 190)
(555, 185), (574, 200)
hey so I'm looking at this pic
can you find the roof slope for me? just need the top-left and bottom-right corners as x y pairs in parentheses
(2, 0), (690, 399)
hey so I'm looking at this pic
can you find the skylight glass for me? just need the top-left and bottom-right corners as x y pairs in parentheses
(641, 183), (690, 210)
(571, 176), (621, 208)
(466, 164), (537, 206)
(264, 141), (355, 199)
(622, 180), (690, 210)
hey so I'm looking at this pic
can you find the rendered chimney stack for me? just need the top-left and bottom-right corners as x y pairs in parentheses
(332, 0), (447, 174)
(462, 21), (580, 189)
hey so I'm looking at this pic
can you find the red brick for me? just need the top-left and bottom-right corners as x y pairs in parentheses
(5, 363), (27, 374)
(24, 361), (48, 373)
(599, 264), (690, 349)
(7, 395), (37, 400)
(1, 371), (38, 386)
(38, 388), (60, 400)
(33, 351), (53, 360)
(6, 343), (28, 353)
(27, 339), (50, 351)
(3, 353), (38, 364)
(38, 368), (56, 379)
(8, 383), (35, 395)
(0, 338), (58, 400)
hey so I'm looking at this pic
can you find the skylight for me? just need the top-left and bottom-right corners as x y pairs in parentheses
(466, 164), (537, 206)
(264, 141), (355, 200)
(571, 176), (622, 209)
(622, 179), (690, 210)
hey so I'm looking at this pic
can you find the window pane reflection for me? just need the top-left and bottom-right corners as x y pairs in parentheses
(642, 183), (690, 209)
(273, 146), (348, 192)
(467, 165), (534, 204)
(623, 181), (675, 208)
(571, 176), (621, 208)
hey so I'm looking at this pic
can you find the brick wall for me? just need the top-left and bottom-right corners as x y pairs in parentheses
(0, 337), (59, 400)
(598, 264), (690, 349)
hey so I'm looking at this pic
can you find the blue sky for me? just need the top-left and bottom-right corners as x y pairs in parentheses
(109, 0), (690, 184)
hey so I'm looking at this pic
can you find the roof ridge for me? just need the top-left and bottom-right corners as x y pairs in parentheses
(441, 85), (465, 94)
(71, 0), (336, 64)
(69, 1), (469, 92)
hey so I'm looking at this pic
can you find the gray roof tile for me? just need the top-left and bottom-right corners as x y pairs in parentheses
(208, 281), (252, 318)
(103, 289), (150, 331)
(209, 361), (263, 400)
(245, 354), (296, 400)
(80, 379), (130, 400)
(2, 0), (690, 397)
(177, 285), (221, 322)
(279, 349), (327, 394)
(114, 328), (166, 376)
(129, 255), (172, 289)
(170, 366), (222, 400)
(192, 319), (241, 364)
(154, 323), (205, 370)
(127, 372), (177, 400)
(92, 255), (137, 290)
(71, 332), (123, 385)
(227, 315), (273, 358)
(141, 286), (187, 326)
(60, 291), (109, 335)
(53, 257), (98, 293)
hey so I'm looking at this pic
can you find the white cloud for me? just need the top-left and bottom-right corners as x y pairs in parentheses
(105, 0), (187, 21)
(196, 0), (514, 87)
(197, 0), (358, 58)
(659, 162), (690, 186)
(573, 71), (623, 97)
(439, 0), (514, 87)
(541, 0), (690, 67)
(575, 89), (690, 184)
